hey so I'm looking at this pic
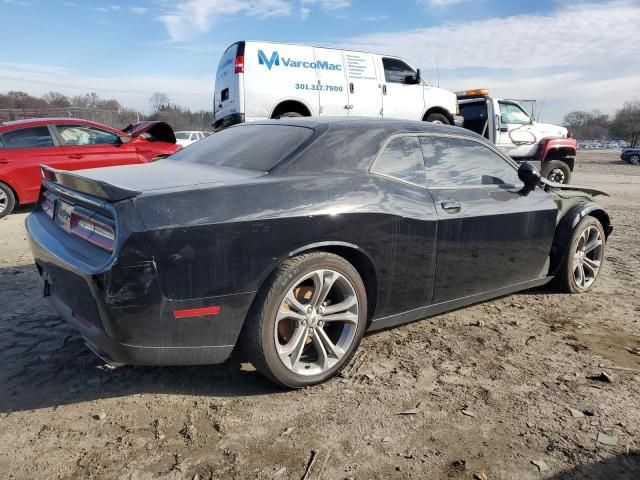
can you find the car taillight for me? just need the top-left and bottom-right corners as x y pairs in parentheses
(235, 55), (244, 74)
(69, 210), (115, 251)
(567, 131), (573, 139)
(41, 192), (55, 218)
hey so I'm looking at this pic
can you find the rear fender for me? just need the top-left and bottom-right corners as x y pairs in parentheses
(549, 202), (612, 276)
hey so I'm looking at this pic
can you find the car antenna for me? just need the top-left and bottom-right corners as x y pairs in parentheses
(537, 91), (547, 122)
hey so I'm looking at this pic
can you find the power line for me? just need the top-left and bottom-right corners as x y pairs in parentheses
(0, 75), (211, 97)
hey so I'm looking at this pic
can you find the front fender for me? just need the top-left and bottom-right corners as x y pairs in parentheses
(549, 201), (612, 275)
(535, 137), (577, 162)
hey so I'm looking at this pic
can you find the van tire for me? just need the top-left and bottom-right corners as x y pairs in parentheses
(0, 182), (16, 219)
(425, 113), (450, 125)
(542, 160), (572, 184)
(275, 112), (303, 119)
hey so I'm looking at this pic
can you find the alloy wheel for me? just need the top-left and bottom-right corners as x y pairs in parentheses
(573, 225), (603, 290)
(0, 190), (7, 214)
(274, 269), (359, 376)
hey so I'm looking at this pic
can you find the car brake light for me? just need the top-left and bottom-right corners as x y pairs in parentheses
(41, 192), (55, 218)
(235, 55), (244, 74)
(69, 210), (115, 251)
(567, 131), (573, 138)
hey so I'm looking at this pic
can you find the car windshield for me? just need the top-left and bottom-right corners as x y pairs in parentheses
(174, 132), (190, 140)
(170, 124), (314, 171)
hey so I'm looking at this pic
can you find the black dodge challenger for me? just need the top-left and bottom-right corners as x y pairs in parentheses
(26, 118), (612, 387)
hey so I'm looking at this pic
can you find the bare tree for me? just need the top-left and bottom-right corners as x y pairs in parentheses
(149, 92), (170, 113)
(42, 91), (71, 108)
(562, 110), (610, 139)
(610, 100), (640, 148)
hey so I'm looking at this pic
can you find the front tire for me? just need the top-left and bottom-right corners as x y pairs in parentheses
(630, 154), (640, 166)
(0, 183), (16, 219)
(554, 216), (605, 294)
(542, 160), (572, 184)
(424, 113), (450, 125)
(242, 252), (368, 388)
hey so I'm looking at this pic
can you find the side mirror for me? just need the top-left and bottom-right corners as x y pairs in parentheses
(406, 69), (421, 85)
(518, 161), (541, 188)
(119, 135), (132, 144)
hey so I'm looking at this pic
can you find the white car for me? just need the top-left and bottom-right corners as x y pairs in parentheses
(213, 41), (458, 131)
(174, 131), (208, 147)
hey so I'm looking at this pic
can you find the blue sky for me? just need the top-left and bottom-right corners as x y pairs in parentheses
(1, 0), (639, 122)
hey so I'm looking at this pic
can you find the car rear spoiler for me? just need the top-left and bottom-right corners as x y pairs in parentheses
(41, 166), (141, 202)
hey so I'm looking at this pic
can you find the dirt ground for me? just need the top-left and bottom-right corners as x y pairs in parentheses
(0, 150), (639, 480)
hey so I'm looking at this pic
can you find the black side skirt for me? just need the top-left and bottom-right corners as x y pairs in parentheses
(368, 276), (553, 332)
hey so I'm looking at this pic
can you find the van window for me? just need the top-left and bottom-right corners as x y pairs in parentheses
(170, 124), (314, 171)
(382, 58), (416, 84)
(419, 136), (521, 187)
(372, 136), (424, 184)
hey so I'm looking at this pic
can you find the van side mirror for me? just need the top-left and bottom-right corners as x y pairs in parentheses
(518, 161), (541, 195)
(406, 68), (421, 85)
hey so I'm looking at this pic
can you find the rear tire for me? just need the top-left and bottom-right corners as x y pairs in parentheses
(242, 252), (368, 388)
(275, 112), (303, 119)
(542, 160), (572, 184)
(554, 216), (605, 294)
(0, 182), (16, 219)
(425, 113), (450, 125)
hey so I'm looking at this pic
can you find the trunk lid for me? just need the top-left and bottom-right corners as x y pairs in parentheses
(42, 161), (264, 202)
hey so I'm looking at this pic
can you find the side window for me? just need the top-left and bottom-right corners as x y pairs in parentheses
(56, 125), (119, 146)
(372, 136), (424, 184)
(499, 103), (531, 125)
(382, 58), (416, 84)
(419, 136), (521, 187)
(1, 126), (55, 149)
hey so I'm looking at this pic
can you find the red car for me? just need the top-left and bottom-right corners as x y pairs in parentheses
(0, 118), (180, 218)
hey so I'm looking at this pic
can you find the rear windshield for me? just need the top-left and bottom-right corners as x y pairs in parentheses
(170, 124), (314, 171)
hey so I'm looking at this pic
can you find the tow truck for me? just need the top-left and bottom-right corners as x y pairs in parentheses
(457, 89), (577, 184)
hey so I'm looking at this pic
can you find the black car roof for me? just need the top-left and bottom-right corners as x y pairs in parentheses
(237, 117), (493, 174)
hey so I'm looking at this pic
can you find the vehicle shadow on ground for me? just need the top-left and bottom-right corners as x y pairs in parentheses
(549, 453), (640, 479)
(0, 263), (282, 413)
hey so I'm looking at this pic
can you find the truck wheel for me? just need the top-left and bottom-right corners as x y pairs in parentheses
(0, 182), (16, 219)
(425, 113), (450, 125)
(554, 216), (605, 294)
(275, 112), (303, 119)
(542, 160), (572, 184)
(630, 154), (640, 165)
(242, 252), (368, 388)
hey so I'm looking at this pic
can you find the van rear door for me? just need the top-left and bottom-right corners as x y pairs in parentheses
(214, 42), (244, 123)
(344, 52), (382, 117)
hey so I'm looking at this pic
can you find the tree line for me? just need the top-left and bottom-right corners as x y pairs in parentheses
(563, 99), (640, 147)
(0, 91), (213, 132)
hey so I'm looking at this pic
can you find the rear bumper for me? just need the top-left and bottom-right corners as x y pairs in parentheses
(213, 113), (245, 132)
(26, 210), (253, 366)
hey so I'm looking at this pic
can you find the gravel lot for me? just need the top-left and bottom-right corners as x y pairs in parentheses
(0, 150), (638, 479)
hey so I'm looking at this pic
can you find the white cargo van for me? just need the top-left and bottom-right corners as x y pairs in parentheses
(213, 41), (458, 131)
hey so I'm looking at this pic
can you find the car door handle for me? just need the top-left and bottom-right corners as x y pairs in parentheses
(440, 200), (461, 212)
(500, 126), (509, 132)
(349, 82), (354, 94)
(382, 85), (387, 95)
(69, 154), (84, 159)
(0, 158), (9, 164)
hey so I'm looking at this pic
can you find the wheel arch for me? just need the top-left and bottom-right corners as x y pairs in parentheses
(270, 100), (312, 119)
(549, 202), (612, 276)
(253, 241), (379, 323)
(422, 106), (454, 124)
